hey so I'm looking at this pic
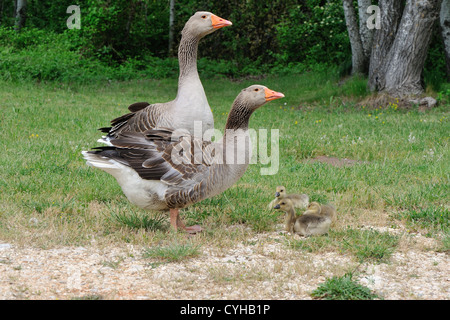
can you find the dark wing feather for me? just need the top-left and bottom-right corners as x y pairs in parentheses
(101, 103), (165, 139)
(91, 129), (219, 208)
(104, 129), (215, 182)
(128, 102), (150, 112)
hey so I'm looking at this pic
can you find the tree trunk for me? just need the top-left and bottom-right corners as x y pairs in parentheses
(358, 0), (374, 61)
(342, 0), (367, 75)
(168, 0), (175, 56)
(441, 0), (450, 81)
(368, 0), (403, 91)
(14, 0), (26, 32)
(382, 0), (442, 97)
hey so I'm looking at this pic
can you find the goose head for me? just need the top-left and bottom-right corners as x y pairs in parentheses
(183, 11), (232, 39)
(274, 198), (294, 211)
(307, 201), (321, 214)
(225, 85), (284, 130)
(275, 185), (286, 198)
(239, 85), (285, 110)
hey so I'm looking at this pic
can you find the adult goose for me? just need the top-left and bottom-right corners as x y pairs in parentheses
(83, 85), (284, 233)
(99, 11), (232, 144)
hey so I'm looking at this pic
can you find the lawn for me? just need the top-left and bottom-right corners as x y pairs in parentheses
(0, 71), (448, 256)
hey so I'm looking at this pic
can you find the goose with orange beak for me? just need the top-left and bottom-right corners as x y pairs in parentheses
(83, 85), (284, 234)
(98, 12), (233, 145)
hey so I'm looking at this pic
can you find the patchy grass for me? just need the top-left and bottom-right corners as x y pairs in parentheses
(0, 72), (448, 254)
(311, 272), (381, 300)
(285, 228), (399, 263)
(142, 241), (201, 262)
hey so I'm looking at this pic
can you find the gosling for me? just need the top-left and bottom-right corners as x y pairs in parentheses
(304, 201), (337, 223)
(274, 199), (331, 236)
(268, 186), (309, 210)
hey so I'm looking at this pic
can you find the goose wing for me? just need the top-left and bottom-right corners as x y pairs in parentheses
(99, 102), (167, 139)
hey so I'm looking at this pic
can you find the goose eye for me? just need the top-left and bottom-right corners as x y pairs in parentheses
(254, 88), (259, 92)
(201, 15), (207, 19)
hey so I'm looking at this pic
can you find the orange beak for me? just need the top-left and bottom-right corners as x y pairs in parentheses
(211, 14), (232, 29)
(264, 88), (285, 101)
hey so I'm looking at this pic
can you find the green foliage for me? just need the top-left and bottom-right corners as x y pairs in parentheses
(275, 1), (350, 67)
(0, 0), (447, 85)
(311, 272), (380, 300)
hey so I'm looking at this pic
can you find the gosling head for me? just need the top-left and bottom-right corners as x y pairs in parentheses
(274, 198), (294, 212)
(275, 185), (287, 198)
(184, 11), (232, 38)
(307, 202), (321, 214)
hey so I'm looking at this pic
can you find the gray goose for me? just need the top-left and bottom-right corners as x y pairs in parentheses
(274, 199), (331, 236)
(83, 85), (284, 233)
(99, 11), (232, 144)
(267, 185), (309, 209)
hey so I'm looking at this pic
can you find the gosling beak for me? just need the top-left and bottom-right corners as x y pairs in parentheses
(264, 88), (285, 101)
(274, 204), (280, 209)
(275, 192), (280, 197)
(211, 14), (232, 29)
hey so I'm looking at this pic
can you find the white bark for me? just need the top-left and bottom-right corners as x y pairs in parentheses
(441, 0), (450, 80)
(14, 0), (27, 32)
(358, 0), (374, 61)
(169, 0), (175, 55)
(343, 0), (367, 74)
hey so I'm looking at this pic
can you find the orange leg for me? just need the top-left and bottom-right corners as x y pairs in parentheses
(169, 208), (202, 234)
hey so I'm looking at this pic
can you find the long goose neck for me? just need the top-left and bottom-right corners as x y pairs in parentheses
(224, 97), (254, 132)
(177, 31), (200, 87)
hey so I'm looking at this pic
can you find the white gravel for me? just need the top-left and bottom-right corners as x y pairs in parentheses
(0, 229), (448, 300)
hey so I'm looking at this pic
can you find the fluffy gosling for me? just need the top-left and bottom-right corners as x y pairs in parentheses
(274, 199), (332, 236)
(268, 185), (309, 210)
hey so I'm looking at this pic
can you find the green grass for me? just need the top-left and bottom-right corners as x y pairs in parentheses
(0, 71), (448, 253)
(311, 272), (381, 300)
(142, 242), (201, 262)
(286, 228), (400, 263)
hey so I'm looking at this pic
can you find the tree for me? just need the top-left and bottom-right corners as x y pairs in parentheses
(345, 0), (443, 98)
(14, 0), (27, 32)
(367, 0), (403, 92)
(357, 0), (375, 63)
(382, 0), (443, 97)
(342, 0), (367, 75)
(441, 0), (450, 81)
(168, 0), (175, 56)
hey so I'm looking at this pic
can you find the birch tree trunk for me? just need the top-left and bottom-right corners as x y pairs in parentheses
(382, 0), (442, 97)
(367, 0), (403, 91)
(441, 0), (450, 81)
(358, 0), (374, 61)
(168, 0), (175, 56)
(14, 0), (27, 32)
(342, 0), (367, 75)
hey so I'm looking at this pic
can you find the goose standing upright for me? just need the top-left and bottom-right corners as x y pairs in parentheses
(99, 11), (232, 144)
(83, 85), (284, 233)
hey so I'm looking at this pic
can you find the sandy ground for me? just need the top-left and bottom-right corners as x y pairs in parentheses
(0, 226), (448, 300)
